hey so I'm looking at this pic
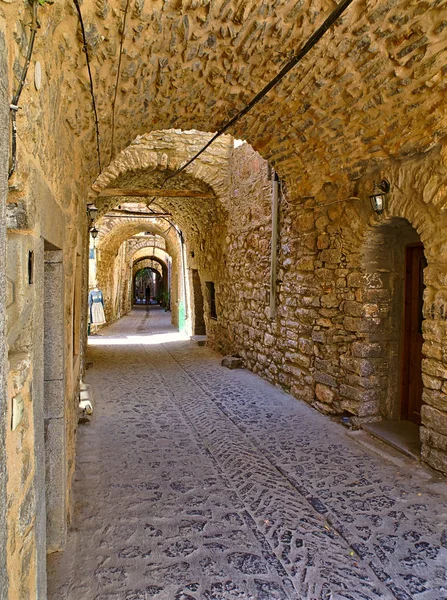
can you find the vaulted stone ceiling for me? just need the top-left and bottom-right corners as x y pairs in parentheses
(8, 0), (447, 196)
(95, 166), (220, 238)
(74, 0), (447, 189)
(96, 217), (179, 259)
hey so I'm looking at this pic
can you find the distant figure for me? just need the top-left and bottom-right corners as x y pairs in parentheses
(89, 285), (106, 334)
(145, 285), (151, 305)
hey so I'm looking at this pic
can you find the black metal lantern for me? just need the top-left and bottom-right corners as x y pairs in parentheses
(369, 179), (390, 215)
(86, 203), (98, 222)
(90, 226), (99, 239)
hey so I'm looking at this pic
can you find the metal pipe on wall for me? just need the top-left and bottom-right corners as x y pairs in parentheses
(270, 172), (280, 320)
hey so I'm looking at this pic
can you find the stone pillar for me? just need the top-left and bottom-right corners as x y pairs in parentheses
(43, 249), (66, 552)
(0, 22), (9, 600)
(420, 278), (447, 474)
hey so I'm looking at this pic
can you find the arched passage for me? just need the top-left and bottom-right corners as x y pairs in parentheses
(3, 3), (447, 598)
(92, 215), (180, 326)
(362, 218), (426, 425)
(89, 129), (267, 339)
(133, 266), (162, 305)
(132, 256), (167, 305)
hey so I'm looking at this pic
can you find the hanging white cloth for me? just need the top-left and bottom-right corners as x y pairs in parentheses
(89, 288), (106, 325)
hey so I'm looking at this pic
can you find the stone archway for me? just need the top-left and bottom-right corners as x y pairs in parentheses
(362, 218), (425, 425)
(191, 269), (206, 336)
(133, 265), (161, 305)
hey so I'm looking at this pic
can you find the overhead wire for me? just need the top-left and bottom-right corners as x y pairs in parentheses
(73, 0), (102, 174)
(162, 0), (356, 186)
(110, 0), (130, 162)
(8, 0), (39, 179)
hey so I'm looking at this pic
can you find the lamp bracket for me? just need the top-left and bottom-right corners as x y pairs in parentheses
(378, 179), (390, 194)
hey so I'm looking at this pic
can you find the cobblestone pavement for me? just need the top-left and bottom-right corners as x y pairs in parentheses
(47, 307), (447, 600)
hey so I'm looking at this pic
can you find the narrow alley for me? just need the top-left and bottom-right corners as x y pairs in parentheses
(47, 307), (447, 600)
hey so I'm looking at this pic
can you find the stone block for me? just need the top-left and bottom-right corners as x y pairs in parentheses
(422, 358), (447, 380)
(316, 317), (332, 328)
(315, 215), (329, 231)
(312, 330), (326, 343)
(421, 444), (447, 475)
(320, 249), (342, 264)
(44, 379), (65, 419)
(321, 293), (339, 308)
(347, 272), (365, 287)
(221, 356), (244, 370)
(291, 384), (314, 403)
(314, 268), (333, 282)
(6, 277), (14, 308)
(284, 352), (311, 369)
(298, 337), (313, 355)
(315, 358), (339, 377)
(320, 308), (340, 319)
(283, 363), (303, 379)
(420, 426), (447, 452)
(345, 373), (381, 390)
(343, 316), (381, 333)
(421, 405), (447, 437)
(295, 212), (315, 231)
(351, 341), (383, 358)
(314, 370), (337, 387)
(339, 383), (380, 404)
(6, 202), (30, 230)
(422, 340), (442, 361)
(422, 373), (442, 390)
(264, 333), (275, 347)
(340, 355), (375, 377)
(317, 234), (330, 249)
(44, 417), (67, 552)
(296, 256), (315, 271)
(340, 398), (378, 417)
(422, 389), (447, 412)
(44, 257), (65, 382)
(312, 400), (339, 415)
(18, 486), (35, 536)
(315, 383), (335, 404)
(343, 301), (364, 317)
(423, 319), (447, 341)
(295, 308), (316, 325)
(363, 303), (381, 318)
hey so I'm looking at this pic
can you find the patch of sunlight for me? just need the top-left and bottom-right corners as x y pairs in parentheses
(233, 138), (246, 148)
(88, 332), (189, 346)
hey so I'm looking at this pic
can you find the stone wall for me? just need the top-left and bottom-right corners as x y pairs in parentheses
(1, 1), (447, 596)
(91, 132), (447, 478)
(209, 140), (447, 476)
(43, 0), (447, 195)
(95, 218), (180, 326)
(0, 18), (9, 600)
(1, 0), (99, 595)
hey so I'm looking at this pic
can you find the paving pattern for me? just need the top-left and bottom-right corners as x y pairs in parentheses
(47, 307), (447, 600)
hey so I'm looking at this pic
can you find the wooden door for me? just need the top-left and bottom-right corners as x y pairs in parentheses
(401, 243), (426, 424)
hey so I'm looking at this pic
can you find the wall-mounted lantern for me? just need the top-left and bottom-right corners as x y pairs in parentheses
(86, 203), (98, 223)
(90, 226), (99, 239)
(369, 179), (390, 215)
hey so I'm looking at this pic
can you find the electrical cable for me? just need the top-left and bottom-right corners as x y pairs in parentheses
(8, 0), (39, 179)
(315, 196), (360, 208)
(110, 0), (130, 161)
(73, 0), (102, 174)
(163, 0), (356, 185)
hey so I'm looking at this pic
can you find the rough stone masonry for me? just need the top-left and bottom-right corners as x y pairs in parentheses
(1, 1), (447, 599)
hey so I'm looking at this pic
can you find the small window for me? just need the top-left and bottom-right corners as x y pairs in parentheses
(206, 281), (217, 320)
(28, 251), (34, 285)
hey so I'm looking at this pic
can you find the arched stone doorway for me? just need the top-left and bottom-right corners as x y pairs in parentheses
(133, 265), (163, 305)
(191, 269), (206, 336)
(361, 217), (427, 449)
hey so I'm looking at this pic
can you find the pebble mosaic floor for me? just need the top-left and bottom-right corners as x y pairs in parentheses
(47, 307), (447, 600)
